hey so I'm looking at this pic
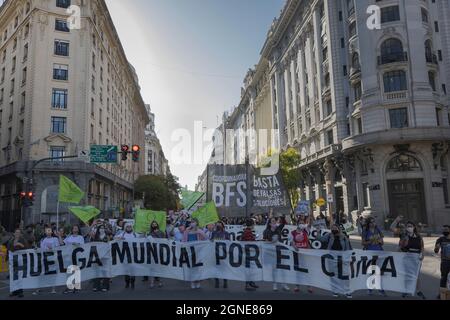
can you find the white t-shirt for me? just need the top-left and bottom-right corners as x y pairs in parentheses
(64, 235), (85, 246)
(116, 231), (137, 240)
(40, 237), (60, 250)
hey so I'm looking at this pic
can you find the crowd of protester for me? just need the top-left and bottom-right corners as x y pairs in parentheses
(1, 211), (449, 300)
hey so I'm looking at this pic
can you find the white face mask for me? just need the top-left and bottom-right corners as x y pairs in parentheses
(406, 227), (414, 234)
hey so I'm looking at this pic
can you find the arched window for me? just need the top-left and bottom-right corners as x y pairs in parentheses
(380, 38), (405, 64)
(352, 52), (360, 69)
(384, 70), (407, 92)
(387, 154), (422, 172)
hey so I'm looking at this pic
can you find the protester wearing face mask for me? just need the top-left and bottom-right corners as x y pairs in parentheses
(114, 223), (137, 289)
(434, 225), (450, 300)
(147, 221), (166, 288)
(183, 218), (206, 289)
(361, 218), (387, 296)
(263, 215), (286, 242)
(290, 222), (314, 294)
(320, 224), (353, 298)
(211, 221), (230, 289)
(241, 219), (259, 291)
(92, 223), (113, 293)
(398, 221), (426, 299)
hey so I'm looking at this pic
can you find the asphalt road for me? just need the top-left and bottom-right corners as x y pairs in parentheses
(0, 235), (443, 300)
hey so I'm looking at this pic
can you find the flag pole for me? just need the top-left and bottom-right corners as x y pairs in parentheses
(56, 201), (60, 230)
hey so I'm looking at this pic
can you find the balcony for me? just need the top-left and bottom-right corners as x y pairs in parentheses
(426, 53), (438, 65)
(377, 52), (408, 65)
(383, 90), (408, 104)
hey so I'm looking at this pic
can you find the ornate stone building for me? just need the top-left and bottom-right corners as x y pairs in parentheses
(205, 0), (450, 230)
(0, 0), (149, 229)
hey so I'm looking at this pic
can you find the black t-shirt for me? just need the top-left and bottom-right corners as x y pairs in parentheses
(331, 238), (343, 251)
(436, 236), (450, 261)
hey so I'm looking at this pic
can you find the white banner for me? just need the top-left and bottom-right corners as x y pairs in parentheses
(9, 239), (420, 295)
(225, 225), (330, 249)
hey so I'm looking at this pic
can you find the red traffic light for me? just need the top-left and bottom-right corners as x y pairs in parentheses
(27, 192), (34, 199)
(19, 192), (27, 199)
(121, 145), (130, 152)
(132, 145), (140, 152)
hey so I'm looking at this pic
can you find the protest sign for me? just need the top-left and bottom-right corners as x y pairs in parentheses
(191, 202), (220, 227)
(9, 238), (421, 295)
(135, 210), (167, 234)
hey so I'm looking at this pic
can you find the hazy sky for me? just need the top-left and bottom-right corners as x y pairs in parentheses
(105, 0), (285, 189)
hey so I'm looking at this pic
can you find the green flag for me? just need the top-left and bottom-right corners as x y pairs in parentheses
(68, 206), (101, 224)
(135, 209), (167, 234)
(180, 189), (204, 210)
(192, 202), (219, 228)
(58, 175), (84, 204)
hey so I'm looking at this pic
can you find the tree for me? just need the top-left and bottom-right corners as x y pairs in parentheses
(259, 147), (303, 217)
(280, 148), (302, 216)
(134, 175), (180, 211)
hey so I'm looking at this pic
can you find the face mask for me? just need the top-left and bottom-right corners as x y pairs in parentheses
(443, 231), (450, 237)
(406, 227), (414, 234)
(298, 224), (307, 230)
(126, 229), (132, 234)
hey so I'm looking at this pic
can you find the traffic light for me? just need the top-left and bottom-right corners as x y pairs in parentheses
(132, 145), (140, 162)
(19, 191), (34, 207)
(121, 145), (129, 161)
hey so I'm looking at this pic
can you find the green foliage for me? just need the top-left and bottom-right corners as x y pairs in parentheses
(134, 174), (180, 211)
(280, 148), (302, 215)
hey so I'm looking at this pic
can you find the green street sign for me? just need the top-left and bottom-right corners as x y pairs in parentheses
(90, 145), (118, 164)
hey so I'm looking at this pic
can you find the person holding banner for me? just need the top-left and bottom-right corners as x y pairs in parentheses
(147, 221), (166, 289)
(174, 222), (186, 242)
(320, 224), (353, 298)
(91, 222), (113, 292)
(7, 229), (27, 298)
(361, 218), (387, 297)
(435, 225), (450, 300)
(241, 219), (259, 291)
(263, 216), (286, 242)
(64, 225), (85, 246)
(399, 221), (426, 299)
(183, 218), (206, 289)
(33, 227), (62, 295)
(211, 221), (230, 289)
(115, 223), (138, 289)
(290, 222), (314, 294)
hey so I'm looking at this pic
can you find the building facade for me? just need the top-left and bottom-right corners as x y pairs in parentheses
(144, 104), (170, 177)
(202, 0), (450, 231)
(0, 0), (149, 230)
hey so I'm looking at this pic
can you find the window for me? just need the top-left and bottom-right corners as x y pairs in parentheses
(389, 108), (408, 128)
(362, 183), (369, 207)
(384, 70), (407, 92)
(91, 98), (95, 116)
(19, 120), (24, 136)
(325, 100), (333, 117)
(22, 67), (27, 84)
(54, 40), (69, 56)
(53, 64), (68, 80)
(421, 8), (429, 23)
(387, 154), (422, 172)
(429, 71), (436, 91)
(55, 19), (70, 32)
(326, 130), (334, 146)
(10, 78), (15, 95)
(50, 146), (65, 161)
(11, 57), (16, 73)
(0, 88), (4, 103)
(90, 124), (94, 141)
(52, 89), (68, 109)
(354, 81), (362, 101)
(436, 108), (442, 126)
(435, 21), (439, 32)
(51, 116), (66, 133)
(357, 117), (363, 134)
(20, 92), (25, 112)
(352, 52), (360, 69)
(56, 0), (71, 9)
(381, 6), (400, 23)
(380, 38), (406, 64)
(23, 43), (28, 61)
(2, 50), (6, 63)
(91, 75), (95, 92)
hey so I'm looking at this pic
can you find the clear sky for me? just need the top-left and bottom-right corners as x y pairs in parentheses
(105, 0), (285, 190)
